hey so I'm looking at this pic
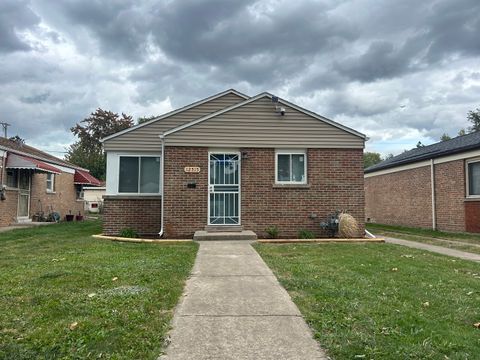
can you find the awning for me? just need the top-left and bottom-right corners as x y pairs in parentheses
(6, 153), (61, 174)
(74, 169), (102, 186)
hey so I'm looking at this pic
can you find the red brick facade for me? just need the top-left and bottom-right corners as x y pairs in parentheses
(365, 159), (480, 232)
(0, 169), (84, 226)
(103, 196), (161, 237)
(103, 146), (365, 238)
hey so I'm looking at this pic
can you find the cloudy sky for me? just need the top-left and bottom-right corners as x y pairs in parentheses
(1, 0), (479, 157)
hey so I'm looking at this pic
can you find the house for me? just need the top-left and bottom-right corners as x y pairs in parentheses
(365, 132), (480, 233)
(0, 137), (101, 227)
(101, 89), (366, 239)
(83, 186), (106, 213)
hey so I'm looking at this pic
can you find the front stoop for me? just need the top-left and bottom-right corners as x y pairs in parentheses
(193, 230), (257, 241)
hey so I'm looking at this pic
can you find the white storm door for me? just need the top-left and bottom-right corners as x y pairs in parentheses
(208, 153), (240, 225)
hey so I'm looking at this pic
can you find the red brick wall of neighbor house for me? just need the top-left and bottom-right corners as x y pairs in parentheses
(30, 172), (84, 219)
(465, 201), (480, 232)
(103, 196), (161, 237)
(0, 189), (19, 227)
(102, 147), (365, 238)
(434, 160), (466, 232)
(365, 166), (433, 229)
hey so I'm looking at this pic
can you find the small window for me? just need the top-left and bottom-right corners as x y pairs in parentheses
(46, 173), (55, 192)
(467, 160), (480, 197)
(76, 185), (84, 200)
(119, 156), (160, 193)
(276, 151), (307, 184)
(6, 169), (18, 188)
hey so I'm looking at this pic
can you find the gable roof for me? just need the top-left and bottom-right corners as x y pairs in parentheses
(163, 92), (366, 140)
(0, 137), (87, 171)
(365, 131), (480, 173)
(101, 89), (249, 143)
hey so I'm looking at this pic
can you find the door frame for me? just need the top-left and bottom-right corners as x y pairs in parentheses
(17, 169), (31, 220)
(207, 150), (241, 226)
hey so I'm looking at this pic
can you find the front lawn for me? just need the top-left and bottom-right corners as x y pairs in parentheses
(0, 221), (198, 359)
(255, 243), (480, 359)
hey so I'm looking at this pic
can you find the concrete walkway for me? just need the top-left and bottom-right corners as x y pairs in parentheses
(159, 241), (327, 360)
(385, 236), (480, 262)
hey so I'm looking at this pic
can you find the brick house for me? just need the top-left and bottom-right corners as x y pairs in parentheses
(101, 89), (366, 239)
(365, 132), (480, 232)
(0, 137), (101, 227)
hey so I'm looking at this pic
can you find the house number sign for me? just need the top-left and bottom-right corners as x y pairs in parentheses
(184, 166), (201, 173)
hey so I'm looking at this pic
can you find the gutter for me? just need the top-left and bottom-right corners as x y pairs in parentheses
(430, 159), (436, 230)
(158, 134), (165, 237)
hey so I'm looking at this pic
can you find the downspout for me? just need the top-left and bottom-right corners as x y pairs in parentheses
(430, 159), (436, 230)
(158, 134), (165, 237)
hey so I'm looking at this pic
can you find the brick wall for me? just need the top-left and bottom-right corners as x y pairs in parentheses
(365, 166), (433, 228)
(241, 148), (365, 238)
(103, 196), (161, 237)
(0, 189), (19, 227)
(465, 201), (480, 232)
(434, 160), (465, 232)
(365, 159), (474, 232)
(102, 146), (365, 239)
(30, 172), (84, 220)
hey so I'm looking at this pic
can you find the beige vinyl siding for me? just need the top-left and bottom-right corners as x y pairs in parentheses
(103, 93), (245, 152)
(165, 97), (364, 148)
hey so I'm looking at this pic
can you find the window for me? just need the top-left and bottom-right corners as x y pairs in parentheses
(76, 185), (84, 200)
(275, 150), (307, 184)
(46, 173), (55, 192)
(119, 156), (160, 193)
(467, 160), (480, 197)
(6, 169), (18, 188)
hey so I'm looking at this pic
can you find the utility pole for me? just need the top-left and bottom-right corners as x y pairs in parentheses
(0, 122), (10, 138)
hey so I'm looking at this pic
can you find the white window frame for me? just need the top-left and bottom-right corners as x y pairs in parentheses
(46, 173), (55, 193)
(6, 169), (18, 189)
(275, 149), (307, 184)
(466, 158), (480, 198)
(118, 155), (161, 195)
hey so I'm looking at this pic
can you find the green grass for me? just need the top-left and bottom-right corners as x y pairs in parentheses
(367, 223), (480, 254)
(0, 221), (198, 359)
(255, 243), (480, 359)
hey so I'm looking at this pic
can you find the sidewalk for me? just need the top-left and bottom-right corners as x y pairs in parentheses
(384, 236), (480, 262)
(159, 241), (327, 360)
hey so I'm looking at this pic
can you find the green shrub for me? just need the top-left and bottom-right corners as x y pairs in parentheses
(265, 225), (280, 239)
(298, 229), (315, 239)
(119, 228), (139, 238)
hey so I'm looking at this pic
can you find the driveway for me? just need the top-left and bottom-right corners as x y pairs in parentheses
(159, 241), (327, 360)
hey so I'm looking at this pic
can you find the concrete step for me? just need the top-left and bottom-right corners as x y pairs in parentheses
(204, 225), (244, 232)
(193, 230), (257, 241)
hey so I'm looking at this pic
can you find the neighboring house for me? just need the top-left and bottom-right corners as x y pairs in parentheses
(101, 89), (366, 238)
(83, 186), (106, 213)
(365, 132), (480, 233)
(0, 137), (101, 227)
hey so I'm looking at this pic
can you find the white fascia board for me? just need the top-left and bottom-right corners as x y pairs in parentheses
(101, 89), (250, 143)
(364, 160), (431, 178)
(163, 92), (367, 140)
(0, 149), (5, 157)
(365, 148), (480, 178)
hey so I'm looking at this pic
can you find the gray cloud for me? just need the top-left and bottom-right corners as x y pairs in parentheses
(0, 0), (478, 156)
(0, 0), (39, 53)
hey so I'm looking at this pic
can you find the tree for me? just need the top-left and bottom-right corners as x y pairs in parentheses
(467, 108), (480, 133)
(440, 133), (451, 141)
(458, 128), (466, 136)
(65, 109), (133, 180)
(363, 152), (382, 169)
(137, 115), (157, 124)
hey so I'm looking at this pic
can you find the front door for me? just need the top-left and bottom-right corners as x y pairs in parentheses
(208, 153), (240, 225)
(17, 170), (31, 219)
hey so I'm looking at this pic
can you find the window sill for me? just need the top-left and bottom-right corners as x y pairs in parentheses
(103, 194), (162, 200)
(272, 183), (311, 189)
(46, 191), (56, 194)
(464, 197), (480, 202)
